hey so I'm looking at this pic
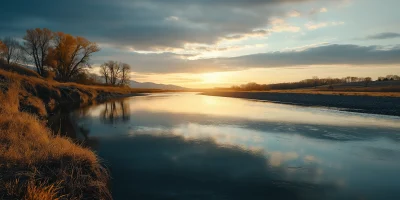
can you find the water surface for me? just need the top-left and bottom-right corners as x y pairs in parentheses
(71, 93), (400, 200)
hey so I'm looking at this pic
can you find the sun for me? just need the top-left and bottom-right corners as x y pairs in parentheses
(201, 72), (222, 84)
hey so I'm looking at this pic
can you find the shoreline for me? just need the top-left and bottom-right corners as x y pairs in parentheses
(0, 68), (156, 199)
(202, 91), (400, 117)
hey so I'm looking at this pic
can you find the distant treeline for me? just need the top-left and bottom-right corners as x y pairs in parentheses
(377, 75), (400, 81)
(231, 75), (400, 91)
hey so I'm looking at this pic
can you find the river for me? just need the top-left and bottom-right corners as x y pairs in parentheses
(66, 92), (400, 200)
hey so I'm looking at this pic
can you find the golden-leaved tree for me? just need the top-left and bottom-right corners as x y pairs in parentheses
(48, 32), (100, 81)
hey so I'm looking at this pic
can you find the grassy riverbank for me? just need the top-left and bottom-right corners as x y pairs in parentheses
(202, 91), (400, 116)
(0, 66), (162, 118)
(0, 66), (161, 199)
(266, 89), (400, 97)
(0, 87), (111, 199)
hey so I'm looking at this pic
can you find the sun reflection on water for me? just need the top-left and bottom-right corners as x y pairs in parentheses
(72, 93), (400, 200)
(113, 93), (400, 128)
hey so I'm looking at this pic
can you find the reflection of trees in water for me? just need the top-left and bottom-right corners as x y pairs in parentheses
(48, 111), (77, 138)
(76, 106), (92, 118)
(48, 99), (130, 150)
(100, 100), (130, 124)
(78, 126), (100, 150)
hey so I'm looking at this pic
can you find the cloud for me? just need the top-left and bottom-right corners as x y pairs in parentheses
(282, 42), (330, 51)
(268, 152), (299, 167)
(320, 7), (328, 12)
(309, 7), (328, 15)
(269, 18), (301, 32)
(0, 0), (337, 51)
(93, 44), (400, 73)
(365, 32), (400, 40)
(93, 51), (233, 74)
(222, 44), (400, 68)
(287, 7), (327, 18)
(287, 10), (301, 17)
(305, 21), (344, 30)
(303, 155), (318, 162)
(222, 29), (270, 41)
(165, 16), (179, 21)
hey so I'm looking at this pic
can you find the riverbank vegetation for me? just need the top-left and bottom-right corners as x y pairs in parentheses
(0, 82), (111, 199)
(229, 75), (400, 93)
(0, 63), (160, 199)
(0, 61), (161, 116)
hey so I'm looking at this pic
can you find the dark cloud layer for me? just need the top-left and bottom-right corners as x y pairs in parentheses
(0, 0), (330, 50)
(95, 44), (400, 73)
(366, 32), (400, 40)
(223, 44), (400, 67)
(2, 0), (395, 75)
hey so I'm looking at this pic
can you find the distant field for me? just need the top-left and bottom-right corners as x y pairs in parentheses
(207, 89), (400, 97)
(301, 80), (400, 93)
(270, 90), (400, 97)
(218, 81), (400, 97)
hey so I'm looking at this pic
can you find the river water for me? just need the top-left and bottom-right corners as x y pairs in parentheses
(68, 93), (400, 200)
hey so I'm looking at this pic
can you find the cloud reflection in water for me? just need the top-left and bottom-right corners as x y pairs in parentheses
(71, 93), (400, 199)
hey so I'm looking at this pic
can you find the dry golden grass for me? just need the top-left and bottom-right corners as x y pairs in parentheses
(0, 60), (41, 78)
(0, 84), (111, 199)
(210, 89), (400, 97)
(23, 181), (61, 200)
(268, 90), (400, 97)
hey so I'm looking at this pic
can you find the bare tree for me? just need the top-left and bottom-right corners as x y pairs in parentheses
(119, 63), (131, 86)
(0, 37), (23, 64)
(101, 61), (121, 85)
(0, 41), (5, 60)
(364, 77), (372, 87)
(350, 77), (359, 82)
(312, 76), (319, 88)
(23, 28), (53, 76)
(100, 61), (130, 86)
(100, 64), (110, 84)
(108, 61), (121, 85)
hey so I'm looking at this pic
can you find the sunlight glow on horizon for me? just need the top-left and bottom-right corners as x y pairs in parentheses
(127, 65), (400, 88)
(201, 72), (224, 84)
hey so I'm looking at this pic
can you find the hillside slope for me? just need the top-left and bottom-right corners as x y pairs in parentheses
(129, 80), (187, 90)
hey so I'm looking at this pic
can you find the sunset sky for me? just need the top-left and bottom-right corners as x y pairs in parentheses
(1, 0), (400, 88)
